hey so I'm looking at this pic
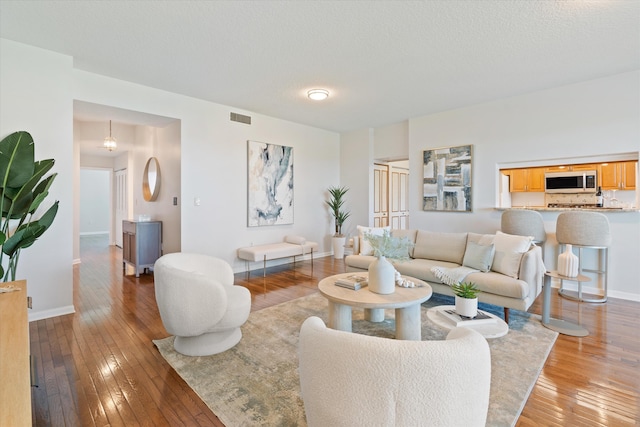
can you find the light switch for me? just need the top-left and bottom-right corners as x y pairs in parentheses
(194, 197), (201, 206)
(173, 197), (178, 206)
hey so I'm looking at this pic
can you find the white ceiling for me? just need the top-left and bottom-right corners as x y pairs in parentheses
(1, 1), (639, 133)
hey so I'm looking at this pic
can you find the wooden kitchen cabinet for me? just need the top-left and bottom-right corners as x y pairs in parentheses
(600, 161), (637, 190)
(123, 220), (162, 277)
(504, 167), (545, 192)
(545, 163), (598, 172)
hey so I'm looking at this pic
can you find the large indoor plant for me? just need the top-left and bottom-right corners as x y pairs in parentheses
(364, 230), (414, 294)
(0, 131), (59, 282)
(326, 186), (351, 259)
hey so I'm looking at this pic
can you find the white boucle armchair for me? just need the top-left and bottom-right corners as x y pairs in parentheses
(298, 316), (491, 427)
(154, 253), (251, 356)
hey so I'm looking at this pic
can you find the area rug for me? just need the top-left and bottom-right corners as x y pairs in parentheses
(154, 292), (557, 427)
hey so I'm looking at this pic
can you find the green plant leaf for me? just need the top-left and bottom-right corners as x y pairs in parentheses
(0, 131), (35, 189)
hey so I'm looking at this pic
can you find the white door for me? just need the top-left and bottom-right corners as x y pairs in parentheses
(373, 164), (389, 227)
(390, 164), (410, 229)
(114, 169), (127, 248)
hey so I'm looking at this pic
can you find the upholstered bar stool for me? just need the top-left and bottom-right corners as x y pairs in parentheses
(501, 209), (548, 261)
(555, 211), (611, 303)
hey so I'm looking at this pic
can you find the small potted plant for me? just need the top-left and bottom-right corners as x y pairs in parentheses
(364, 230), (414, 294)
(326, 186), (351, 259)
(451, 282), (479, 318)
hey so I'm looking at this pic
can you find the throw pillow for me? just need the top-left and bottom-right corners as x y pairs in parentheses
(285, 235), (306, 245)
(462, 241), (496, 272)
(357, 225), (390, 256)
(491, 231), (533, 278)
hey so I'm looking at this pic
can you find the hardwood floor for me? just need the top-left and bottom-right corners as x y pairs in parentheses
(30, 235), (639, 426)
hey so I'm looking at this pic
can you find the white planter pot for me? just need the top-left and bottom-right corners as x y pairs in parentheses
(332, 236), (346, 259)
(368, 256), (396, 294)
(455, 296), (478, 318)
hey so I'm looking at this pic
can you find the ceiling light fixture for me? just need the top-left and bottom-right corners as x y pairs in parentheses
(307, 89), (329, 101)
(103, 120), (117, 151)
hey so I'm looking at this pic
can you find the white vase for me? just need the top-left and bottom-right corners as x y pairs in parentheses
(455, 296), (478, 318)
(368, 256), (396, 294)
(332, 236), (346, 259)
(558, 244), (579, 277)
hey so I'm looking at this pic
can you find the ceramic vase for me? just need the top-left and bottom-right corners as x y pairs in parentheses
(455, 296), (478, 318)
(558, 244), (579, 277)
(368, 256), (396, 294)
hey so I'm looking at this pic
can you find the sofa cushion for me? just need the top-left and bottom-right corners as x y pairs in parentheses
(391, 229), (418, 258)
(490, 231), (533, 278)
(465, 271), (529, 299)
(357, 225), (390, 255)
(344, 254), (377, 269)
(462, 241), (495, 272)
(413, 230), (467, 264)
(392, 258), (460, 283)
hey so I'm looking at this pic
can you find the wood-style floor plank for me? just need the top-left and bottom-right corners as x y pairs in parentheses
(29, 235), (639, 426)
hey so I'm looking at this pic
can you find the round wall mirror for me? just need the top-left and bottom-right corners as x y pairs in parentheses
(142, 157), (161, 201)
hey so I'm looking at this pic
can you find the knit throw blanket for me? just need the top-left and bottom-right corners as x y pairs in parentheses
(431, 266), (478, 286)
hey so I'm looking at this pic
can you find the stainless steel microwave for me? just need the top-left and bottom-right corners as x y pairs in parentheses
(545, 171), (597, 193)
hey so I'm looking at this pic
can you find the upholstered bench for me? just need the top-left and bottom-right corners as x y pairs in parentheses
(237, 235), (319, 277)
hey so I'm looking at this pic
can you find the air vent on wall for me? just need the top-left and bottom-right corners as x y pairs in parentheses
(230, 112), (251, 125)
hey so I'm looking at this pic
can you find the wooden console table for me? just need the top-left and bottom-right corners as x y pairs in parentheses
(0, 280), (32, 426)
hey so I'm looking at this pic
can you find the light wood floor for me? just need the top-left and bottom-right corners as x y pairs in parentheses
(29, 236), (639, 426)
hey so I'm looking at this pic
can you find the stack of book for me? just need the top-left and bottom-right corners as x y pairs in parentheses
(438, 309), (497, 326)
(335, 275), (368, 290)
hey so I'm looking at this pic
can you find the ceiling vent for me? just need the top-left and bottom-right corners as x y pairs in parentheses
(230, 112), (251, 125)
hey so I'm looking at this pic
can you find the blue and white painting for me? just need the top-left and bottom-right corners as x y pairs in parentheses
(423, 145), (472, 212)
(248, 140), (294, 226)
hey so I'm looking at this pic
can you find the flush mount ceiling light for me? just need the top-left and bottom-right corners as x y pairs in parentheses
(103, 120), (117, 151)
(307, 89), (329, 101)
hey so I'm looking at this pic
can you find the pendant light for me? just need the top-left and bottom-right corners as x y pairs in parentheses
(103, 120), (117, 151)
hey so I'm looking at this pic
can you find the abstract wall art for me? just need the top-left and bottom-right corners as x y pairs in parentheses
(423, 144), (473, 212)
(247, 140), (294, 226)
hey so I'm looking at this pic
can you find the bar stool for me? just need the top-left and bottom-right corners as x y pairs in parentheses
(501, 209), (547, 261)
(555, 211), (611, 303)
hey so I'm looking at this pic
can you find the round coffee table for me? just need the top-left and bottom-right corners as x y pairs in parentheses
(426, 305), (509, 339)
(317, 272), (432, 340)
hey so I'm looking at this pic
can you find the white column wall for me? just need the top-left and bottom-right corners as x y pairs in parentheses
(0, 39), (75, 320)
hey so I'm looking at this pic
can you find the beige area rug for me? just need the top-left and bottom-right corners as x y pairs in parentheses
(154, 292), (557, 427)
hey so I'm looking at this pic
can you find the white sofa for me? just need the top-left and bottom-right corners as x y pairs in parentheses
(298, 316), (491, 427)
(345, 228), (546, 322)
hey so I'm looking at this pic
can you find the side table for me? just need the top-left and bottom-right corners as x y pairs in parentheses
(426, 305), (509, 339)
(542, 271), (589, 337)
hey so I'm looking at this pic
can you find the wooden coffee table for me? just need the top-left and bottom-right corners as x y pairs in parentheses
(317, 272), (432, 340)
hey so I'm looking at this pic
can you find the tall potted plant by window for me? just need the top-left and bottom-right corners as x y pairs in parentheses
(326, 186), (350, 259)
(0, 131), (59, 282)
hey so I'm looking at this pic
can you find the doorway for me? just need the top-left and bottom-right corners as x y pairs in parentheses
(373, 160), (410, 229)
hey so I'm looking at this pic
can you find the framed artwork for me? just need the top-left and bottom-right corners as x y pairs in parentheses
(247, 140), (294, 226)
(423, 144), (473, 212)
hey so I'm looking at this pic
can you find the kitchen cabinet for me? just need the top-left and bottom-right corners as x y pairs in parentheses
(123, 220), (162, 277)
(504, 167), (545, 192)
(545, 163), (598, 172)
(600, 161), (637, 190)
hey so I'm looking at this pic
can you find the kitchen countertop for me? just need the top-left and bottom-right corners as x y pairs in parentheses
(496, 206), (639, 213)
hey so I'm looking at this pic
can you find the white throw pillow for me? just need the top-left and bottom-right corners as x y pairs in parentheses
(490, 231), (533, 278)
(357, 225), (390, 256)
(285, 235), (306, 245)
(462, 242), (496, 272)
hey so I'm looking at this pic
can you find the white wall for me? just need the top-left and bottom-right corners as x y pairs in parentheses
(0, 39), (74, 320)
(79, 169), (110, 234)
(408, 71), (640, 300)
(131, 122), (182, 255)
